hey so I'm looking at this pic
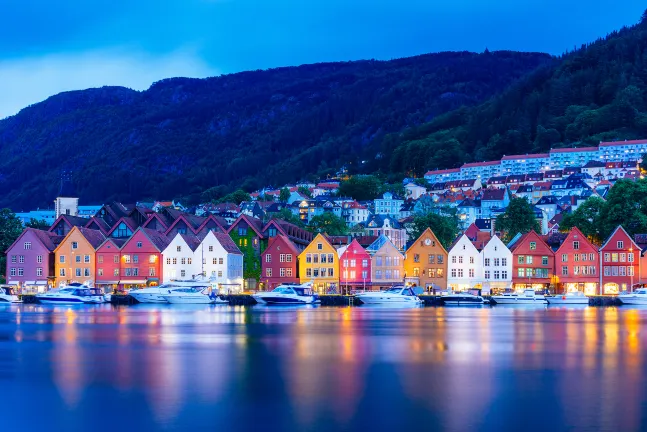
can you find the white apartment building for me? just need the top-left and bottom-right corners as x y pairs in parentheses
(424, 168), (461, 183)
(342, 201), (370, 226)
(404, 182), (427, 200)
(460, 160), (502, 180)
(598, 139), (647, 161)
(500, 153), (550, 174)
(549, 147), (599, 169)
(374, 192), (404, 217)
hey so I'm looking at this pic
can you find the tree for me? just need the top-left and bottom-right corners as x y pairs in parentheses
(495, 197), (541, 243)
(597, 179), (647, 239)
(25, 219), (50, 230)
(0, 209), (24, 284)
(560, 197), (605, 244)
(640, 153), (647, 173)
(297, 186), (313, 198)
(217, 189), (251, 205)
(279, 187), (291, 203)
(201, 185), (227, 203)
(307, 212), (348, 236)
(409, 211), (459, 249)
(273, 208), (305, 227)
(338, 175), (383, 201)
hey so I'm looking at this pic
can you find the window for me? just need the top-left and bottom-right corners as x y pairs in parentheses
(469, 256), (474, 264)
(611, 253), (618, 262)
(573, 241), (580, 250)
(458, 256), (463, 264)
(542, 256), (548, 266)
(187, 258), (192, 265)
(529, 242), (537, 250)
(413, 268), (419, 276)
(437, 255), (443, 264)
(517, 256), (524, 264)
(629, 253), (634, 263)
(172, 258), (177, 265)
(502, 271), (508, 279)
(494, 271), (500, 280)
(305, 254), (312, 264)
(219, 258), (223, 265)
(19, 255), (25, 264)
(59, 268), (65, 276)
(37, 267), (43, 277)
(84, 268), (90, 277)
(328, 254), (334, 263)
(604, 267), (610, 276)
(75, 268), (82, 277)
(238, 227), (247, 236)
(177, 246), (182, 252)
(317, 243), (323, 250)
(286, 254), (293, 263)
(149, 255), (155, 264)
(266, 254), (272, 263)
(11, 255), (16, 263)
(469, 268), (475, 278)
(619, 266), (626, 276)
(306, 268), (312, 277)
(502, 258), (507, 267)
(517, 268), (524, 277)
(485, 270), (491, 279)
(181, 270), (186, 277)
(375, 270), (382, 280)
(617, 241), (624, 249)
(286, 268), (293, 277)
(494, 258), (500, 267)
(428, 268), (435, 278)
(413, 254), (420, 263)
(437, 269), (443, 277)
(149, 268), (155, 276)
(217, 271), (223, 277)
(604, 253), (610, 262)
(124, 255), (131, 264)
(589, 253), (595, 261)
(428, 254), (436, 264)
(451, 268), (457, 278)
(562, 254), (567, 262)
(562, 266), (568, 276)
(362, 259), (368, 267)
(313, 268), (320, 277)
(620, 253), (626, 262)
(451, 256), (457, 264)
(71, 242), (78, 249)
(313, 254), (319, 264)
(350, 259), (356, 267)
(612, 266), (618, 276)
(526, 256), (533, 264)
(628, 266), (634, 276)
(266, 268), (272, 277)
(209, 246), (213, 252)
(484, 258), (490, 267)
(133, 255), (139, 264)
(75, 255), (81, 263)
(10, 268), (15, 276)
(574, 266), (580, 276)
(212, 258), (217, 265)
(114, 255), (119, 263)
(321, 254), (327, 264)
(114, 269), (119, 276)
(279, 268), (286, 277)
(98, 255), (104, 264)
(181, 258), (186, 265)
(137, 241), (143, 248)
(84, 255), (90, 263)
(24, 242), (31, 250)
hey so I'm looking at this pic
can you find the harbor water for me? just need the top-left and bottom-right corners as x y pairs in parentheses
(2, 303), (647, 431)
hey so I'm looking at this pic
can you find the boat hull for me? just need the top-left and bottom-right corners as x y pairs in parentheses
(356, 295), (422, 305)
(253, 295), (317, 305)
(547, 296), (589, 305)
(130, 293), (168, 303)
(36, 297), (87, 304)
(492, 297), (547, 304)
(162, 295), (215, 304)
(443, 296), (485, 305)
(619, 297), (647, 305)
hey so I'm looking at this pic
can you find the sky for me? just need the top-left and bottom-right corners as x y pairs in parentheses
(0, 0), (644, 118)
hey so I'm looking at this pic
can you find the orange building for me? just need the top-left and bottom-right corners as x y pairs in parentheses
(54, 226), (106, 287)
(404, 228), (448, 291)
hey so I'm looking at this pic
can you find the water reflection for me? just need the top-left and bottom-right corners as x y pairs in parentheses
(2, 305), (647, 430)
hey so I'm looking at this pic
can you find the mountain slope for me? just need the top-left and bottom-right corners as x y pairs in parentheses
(380, 17), (647, 176)
(0, 51), (551, 209)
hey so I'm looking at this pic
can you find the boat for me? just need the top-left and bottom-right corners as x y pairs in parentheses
(0, 286), (21, 303)
(355, 286), (423, 305)
(546, 291), (590, 305)
(491, 289), (547, 304)
(618, 288), (647, 305)
(252, 284), (320, 305)
(36, 286), (95, 304)
(129, 285), (181, 303)
(84, 288), (108, 304)
(162, 287), (227, 304)
(442, 290), (488, 305)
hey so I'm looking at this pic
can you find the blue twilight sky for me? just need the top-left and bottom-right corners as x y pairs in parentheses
(0, 0), (643, 118)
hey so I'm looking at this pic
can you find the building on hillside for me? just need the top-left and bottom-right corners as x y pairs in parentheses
(118, 228), (171, 289)
(298, 233), (339, 294)
(54, 227), (105, 287)
(456, 198), (482, 230)
(261, 234), (299, 290)
(599, 226), (640, 294)
(95, 238), (127, 291)
(548, 147), (599, 169)
(447, 234), (481, 292)
(15, 209), (56, 226)
(365, 235), (403, 290)
(404, 182), (427, 200)
(508, 231), (554, 292)
(535, 196), (559, 221)
(227, 215), (265, 289)
(480, 235), (512, 294)
(339, 239), (372, 291)
(262, 219), (313, 250)
(363, 214), (407, 250)
(598, 139), (647, 161)
(5, 228), (64, 292)
(481, 188), (511, 218)
(424, 168), (461, 184)
(500, 153), (550, 175)
(554, 227), (599, 295)
(459, 160), (502, 181)
(404, 228), (448, 291)
(341, 201), (370, 226)
(374, 192), (404, 217)
(54, 171), (79, 218)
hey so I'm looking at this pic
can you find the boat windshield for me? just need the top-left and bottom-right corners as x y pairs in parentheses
(89, 289), (103, 295)
(293, 288), (313, 296)
(384, 287), (404, 294)
(272, 287), (296, 295)
(173, 287), (206, 293)
(1, 287), (13, 295)
(635, 289), (647, 294)
(73, 289), (92, 296)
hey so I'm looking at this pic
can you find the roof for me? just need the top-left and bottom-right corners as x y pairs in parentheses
(481, 188), (506, 201)
(550, 147), (598, 153)
(97, 237), (127, 251)
(84, 216), (111, 234)
(366, 235), (397, 253)
(507, 231), (547, 253)
(599, 139), (647, 147)
(5, 228), (64, 253)
(77, 227), (107, 249)
(265, 234), (299, 256)
(227, 214), (264, 237)
(48, 214), (88, 232)
(425, 168), (460, 176)
(600, 225), (642, 251)
(501, 153), (549, 160)
(133, 227), (172, 252)
(179, 233), (202, 252)
(582, 160), (606, 168)
(461, 160), (501, 168)
(364, 214), (402, 229)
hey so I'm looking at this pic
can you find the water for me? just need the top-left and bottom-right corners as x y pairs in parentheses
(2, 303), (647, 431)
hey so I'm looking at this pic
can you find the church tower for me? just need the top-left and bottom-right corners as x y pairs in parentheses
(54, 171), (79, 218)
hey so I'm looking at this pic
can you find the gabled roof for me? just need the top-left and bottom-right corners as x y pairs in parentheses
(5, 228), (64, 253)
(507, 230), (551, 254)
(131, 227), (172, 252)
(210, 232), (242, 255)
(264, 234), (299, 256)
(54, 226), (106, 251)
(48, 214), (88, 233)
(180, 233), (203, 252)
(195, 214), (228, 233)
(84, 216), (111, 234)
(600, 225), (642, 251)
(262, 218), (313, 243)
(227, 214), (265, 237)
(406, 228), (447, 254)
(142, 213), (172, 231)
(106, 216), (140, 237)
(366, 235), (398, 254)
(96, 237), (127, 251)
(555, 227), (596, 254)
(481, 188), (506, 201)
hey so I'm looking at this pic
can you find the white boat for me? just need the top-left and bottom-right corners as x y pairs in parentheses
(443, 291), (488, 305)
(0, 286), (21, 303)
(492, 289), (547, 304)
(85, 288), (108, 304)
(355, 286), (423, 305)
(547, 291), (590, 305)
(129, 285), (181, 303)
(162, 287), (227, 304)
(618, 288), (647, 305)
(253, 284), (320, 305)
(36, 286), (95, 304)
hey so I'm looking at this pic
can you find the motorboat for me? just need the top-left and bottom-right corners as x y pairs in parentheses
(129, 285), (181, 303)
(253, 284), (320, 305)
(547, 291), (590, 305)
(0, 286), (21, 303)
(618, 288), (647, 305)
(36, 287), (95, 304)
(85, 288), (108, 304)
(442, 291), (488, 305)
(355, 286), (423, 305)
(491, 289), (547, 305)
(162, 287), (227, 304)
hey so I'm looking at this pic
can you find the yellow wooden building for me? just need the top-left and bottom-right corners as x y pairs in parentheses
(298, 233), (340, 293)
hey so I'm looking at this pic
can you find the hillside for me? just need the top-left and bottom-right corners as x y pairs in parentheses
(0, 51), (551, 209)
(379, 15), (647, 177)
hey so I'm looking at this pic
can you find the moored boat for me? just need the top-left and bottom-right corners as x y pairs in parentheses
(547, 291), (589, 305)
(355, 286), (422, 305)
(253, 284), (319, 305)
(0, 286), (21, 303)
(492, 289), (547, 305)
(162, 287), (227, 304)
(36, 286), (95, 304)
(618, 288), (647, 305)
(442, 291), (488, 305)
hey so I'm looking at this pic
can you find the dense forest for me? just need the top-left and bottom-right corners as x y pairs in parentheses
(378, 13), (647, 177)
(0, 51), (551, 209)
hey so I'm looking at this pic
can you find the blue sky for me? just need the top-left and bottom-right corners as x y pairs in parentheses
(0, 0), (643, 118)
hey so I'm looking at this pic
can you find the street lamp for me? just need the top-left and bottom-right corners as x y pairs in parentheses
(630, 247), (634, 292)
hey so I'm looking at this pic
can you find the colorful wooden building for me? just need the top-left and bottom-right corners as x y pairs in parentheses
(599, 226), (640, 294)
(404, 228), (448, 290)
(261, 234), (300, 290)
(447, 234), (481, 292)
(554, 227), (599, 295)
(5, 228), (64, 292)
(54, 226), (106, 287)
(118, 228), (171, 289)
(480, 235), (513, 294)
(227, 215), (265, 289)
(298, 233), (339, 293)
(508, 231), (554, 291)
(95, 238), (127, 290)
(339, 239), (372, 291)
(366, 235), (403, 290)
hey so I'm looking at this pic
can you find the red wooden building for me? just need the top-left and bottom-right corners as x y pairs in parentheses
(554, 227), (599, 295)
(600, 226), (640, 294)
(508, 231), (555, 291)
(339, 239), (372, 290)
(118, 228), (171, 289)
(260, 234), (299, 290)
(95, 238), (127, 290)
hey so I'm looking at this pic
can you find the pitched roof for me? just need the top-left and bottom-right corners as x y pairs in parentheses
(5, 228), (64, 253)
(264, 234), (299, 256)
(227, 214), (264, 237)
(135, 227), (172, 252)
(481, 188), (506, 201)
(97, 237), (128, 250)
(77, 227), (107, 249)
(84, 216), (111, 234)
(48, 214), (88, 233)
(180, 233), (203, 252)
(461, 160), (501, 168)
(366, 235), (397, 253)
(600, 225), (642, 251)
(212, 232), (243, 255)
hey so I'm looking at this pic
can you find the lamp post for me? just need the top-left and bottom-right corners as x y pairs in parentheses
(630, 247), (634, 292)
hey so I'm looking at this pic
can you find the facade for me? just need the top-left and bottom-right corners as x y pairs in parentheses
(5, 228), (63, 292)
(598, 139), (647, 161)
(366, 235), (404, 289)
(404, 183), (427, 200)
(424, 168), (461, 183)
(95, 238), (126, 289)
(447, 234), (481, 292)
(118, 228), (171, 289)
(554, 227), (599, 295)
(298, 234), (340, 293)
(501, 154), (550, 175)
(364, 214), (407, 250)
(261, 234), (300, 290)
(404, 228), (448, 290)
(227, 215), (265, 288)
(460, 161), (502, 180)
(508, 231), (554, 291)
(599, 226), (640, 294)
(549, 147), (598, 169)
(200, 231), (244, 291)
(339, 239), (372, 290)
(161, 233), (202, 282)
(480, 235), (513, 294)
(341, 201), (370, 226)
(373, 192), (404, 217)
(53, 227), (106, 287)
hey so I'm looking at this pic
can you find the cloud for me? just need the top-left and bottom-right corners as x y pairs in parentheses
(0, 48), (218, 119)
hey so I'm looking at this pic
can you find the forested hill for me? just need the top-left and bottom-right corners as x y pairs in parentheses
(0, 51), (551, 209)
(381, 15), (647, 177)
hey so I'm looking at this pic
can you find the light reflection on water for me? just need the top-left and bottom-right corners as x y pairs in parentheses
(1, 304), (647, 431)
